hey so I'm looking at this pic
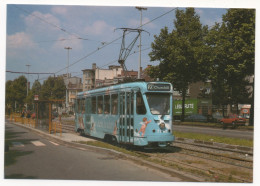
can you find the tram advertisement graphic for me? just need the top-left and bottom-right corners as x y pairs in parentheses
(138, 117), (151, 137)
(113, 121), (117, 135)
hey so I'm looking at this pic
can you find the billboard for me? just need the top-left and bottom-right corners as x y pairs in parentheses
(173, 99), (198, 115)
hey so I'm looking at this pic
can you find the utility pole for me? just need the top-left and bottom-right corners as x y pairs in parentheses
(135, 6), (147, 79)
(26, 64), (31, 112)
(64, 47), (72, 112)
(26, 64), (31, 96)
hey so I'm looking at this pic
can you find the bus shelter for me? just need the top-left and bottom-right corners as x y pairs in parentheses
(34, 99), (64, 134)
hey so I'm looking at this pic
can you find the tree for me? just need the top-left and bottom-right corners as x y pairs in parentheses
(207, 9), (255, 116)
(25, 80), (42, 110)
(5, 80), (15, 113)
(149, 8), (210, 121)
(40, 76), (66, 100)
(5, 76), (28, 112)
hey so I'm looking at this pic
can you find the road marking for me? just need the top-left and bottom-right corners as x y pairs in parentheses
(76, 147), (86, 151)
(12, 142), (24, 147)
(49, 141), (59, 146)
(31, 141), (46, 147)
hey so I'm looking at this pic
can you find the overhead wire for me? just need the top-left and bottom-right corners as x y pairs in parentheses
(13, 6), (177, 81)
(53, 7), (177, 76)
(12, 5), (88, 40)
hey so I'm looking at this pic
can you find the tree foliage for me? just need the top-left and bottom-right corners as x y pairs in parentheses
(206, 9), (255, 108)
(40, 76), (66, 100)
(149, 8), (209, 120)
(5, 76), (66, 112)
(148, 8), (255, 120)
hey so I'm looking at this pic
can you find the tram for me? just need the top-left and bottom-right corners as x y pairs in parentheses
(75, 81), (174, 147)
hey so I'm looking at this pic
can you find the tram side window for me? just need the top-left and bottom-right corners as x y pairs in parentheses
(136, 92), (146, 115)
(97, 96), (103, 114)
(81, 99), (85, 113)
(76, 99), (81, 113)
(104, 95), (110, 114)
(111, 94), (118, 115)
(92, 97), (96, 114)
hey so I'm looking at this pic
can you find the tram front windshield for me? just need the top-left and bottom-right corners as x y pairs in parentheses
(146, 93), (170, 115)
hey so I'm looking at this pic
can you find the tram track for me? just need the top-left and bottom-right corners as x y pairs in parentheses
(133, 149), (252, 183)
(172, 142), (253, 166)
(61, 122), (253, 182)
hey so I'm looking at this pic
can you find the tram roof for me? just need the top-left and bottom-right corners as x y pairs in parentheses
(77, 81), (172, 98)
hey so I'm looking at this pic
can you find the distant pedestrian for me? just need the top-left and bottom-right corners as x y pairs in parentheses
(26, 111), (31, 118)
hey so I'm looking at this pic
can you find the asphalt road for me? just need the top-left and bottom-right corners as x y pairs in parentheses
(173, 125), (254, 140)
(4, 122), (182, 181)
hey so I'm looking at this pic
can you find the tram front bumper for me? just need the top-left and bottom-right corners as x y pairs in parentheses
(147, 134), (174, 143)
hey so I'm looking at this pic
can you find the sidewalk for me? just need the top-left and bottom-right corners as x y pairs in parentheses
(7, 119), (95, 144)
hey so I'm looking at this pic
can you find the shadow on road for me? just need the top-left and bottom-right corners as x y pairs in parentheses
(4, 127), (35, 168)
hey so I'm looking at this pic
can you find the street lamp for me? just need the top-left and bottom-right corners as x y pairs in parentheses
(64, 47), (72, 111)
(135, 6), (147, 79)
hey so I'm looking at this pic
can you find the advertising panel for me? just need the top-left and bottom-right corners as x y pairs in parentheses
(173, 99), (198, 115)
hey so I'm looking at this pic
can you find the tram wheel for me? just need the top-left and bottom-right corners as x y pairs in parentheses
(79, 129), (85, 136)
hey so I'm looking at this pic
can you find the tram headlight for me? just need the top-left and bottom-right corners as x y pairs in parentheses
(159, 122), (166, 130)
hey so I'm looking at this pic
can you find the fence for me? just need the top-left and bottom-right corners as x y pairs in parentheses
(9, 113), (36, 128)
(9, 99), (64, 136)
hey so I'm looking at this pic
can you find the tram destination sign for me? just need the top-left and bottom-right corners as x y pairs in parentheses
(147, 83), (171, 91)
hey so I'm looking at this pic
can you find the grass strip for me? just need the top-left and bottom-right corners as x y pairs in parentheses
(177, 122), (254, 130)
(173, 131), (253, 147)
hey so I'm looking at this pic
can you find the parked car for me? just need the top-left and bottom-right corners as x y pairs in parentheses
(220, 114), (246, 129)
(212, 112), (223, 123)
(185, 114), (207, 122)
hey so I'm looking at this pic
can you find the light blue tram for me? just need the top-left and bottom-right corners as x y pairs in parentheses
(75, 81), (174, 147)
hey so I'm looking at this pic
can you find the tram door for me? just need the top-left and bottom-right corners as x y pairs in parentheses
(85, 97), (92, 135)
(118, 91), (134, 144)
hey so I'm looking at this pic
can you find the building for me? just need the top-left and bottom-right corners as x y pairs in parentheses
(82, 63), (138, 91)
(67, 81), (82, 112)
(59, 73), (83, 113)
(82, 68), (95, 91)
(172, 81), (213, 118)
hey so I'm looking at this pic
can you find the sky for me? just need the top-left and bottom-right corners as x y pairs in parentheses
(4, 3), (229, 85)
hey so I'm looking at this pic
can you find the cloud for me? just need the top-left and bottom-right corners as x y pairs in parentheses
(51, 6), (68, 15)
(24, 11), (62, 38)
(84, 20), (115, 36)
(7, 32), (35, 49)
(6, 32), (47, 66)
(195, 8), (224, 27)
